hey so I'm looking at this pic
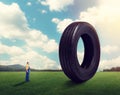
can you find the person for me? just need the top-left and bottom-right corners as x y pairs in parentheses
(25, 61), (30, 82)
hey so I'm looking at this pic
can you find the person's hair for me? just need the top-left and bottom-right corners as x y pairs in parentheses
(27, 62), (29, 64)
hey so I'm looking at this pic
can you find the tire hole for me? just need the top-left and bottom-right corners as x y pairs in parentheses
(77, 38), (84, 66)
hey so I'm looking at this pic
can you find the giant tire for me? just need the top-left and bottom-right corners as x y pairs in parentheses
(59, 22), (100, 83)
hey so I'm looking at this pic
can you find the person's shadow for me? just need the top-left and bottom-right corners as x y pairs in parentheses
(13, 81), (27, 87)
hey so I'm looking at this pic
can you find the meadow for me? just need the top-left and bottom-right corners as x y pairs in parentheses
(0, 71), (120, 95)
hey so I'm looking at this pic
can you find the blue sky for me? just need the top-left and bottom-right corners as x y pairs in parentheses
(0, 0), (120, 70)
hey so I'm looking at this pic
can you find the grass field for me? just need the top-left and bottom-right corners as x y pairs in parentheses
(0, 72), (120, 95)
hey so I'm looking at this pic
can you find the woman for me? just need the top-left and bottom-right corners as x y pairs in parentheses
(25, 62), (30, 82)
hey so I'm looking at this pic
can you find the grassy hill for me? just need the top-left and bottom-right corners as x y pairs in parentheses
(0, 72), (120, 95)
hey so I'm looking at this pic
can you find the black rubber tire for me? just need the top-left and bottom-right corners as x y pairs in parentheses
(59, 22), (100, 83)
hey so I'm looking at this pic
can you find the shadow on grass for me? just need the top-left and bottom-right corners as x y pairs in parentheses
(13, 81), (28, 87)
(64, 80), (86, 88)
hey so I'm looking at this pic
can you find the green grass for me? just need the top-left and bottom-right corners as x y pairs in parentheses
(0, 72), (120, 95)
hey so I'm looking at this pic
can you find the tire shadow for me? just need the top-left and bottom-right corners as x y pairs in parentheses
(64, 80), (86, 88)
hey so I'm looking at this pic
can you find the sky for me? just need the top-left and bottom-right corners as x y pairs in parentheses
(0, 0), (120, 71)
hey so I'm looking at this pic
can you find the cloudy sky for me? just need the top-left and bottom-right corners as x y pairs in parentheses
(0, 0), (120, 71)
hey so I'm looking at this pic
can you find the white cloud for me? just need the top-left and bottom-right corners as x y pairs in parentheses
(101, 45), (119, 54)
(0, 2), (28, 39)
(99, 56), (120, 71)
(77, 52), (84, 64)
(25, 29), (58, 53)
(0, 2), (59, 69)
(41, 0), (74, 12)
(10, 49), (58, 70)
(52, 18), (73, 33)
(0, 43), (24, 56)
(52, 18), (60, 24)
(42, 39), (58, 53)
(0, 44), (59, 69)
(27, 2), (32, 6)
(41, 10), (47, 14)
(79, 0), (120, 46)
(0, 2), (58, 53)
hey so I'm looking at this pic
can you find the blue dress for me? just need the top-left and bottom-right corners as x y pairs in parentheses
(26, 67), (30, 81)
